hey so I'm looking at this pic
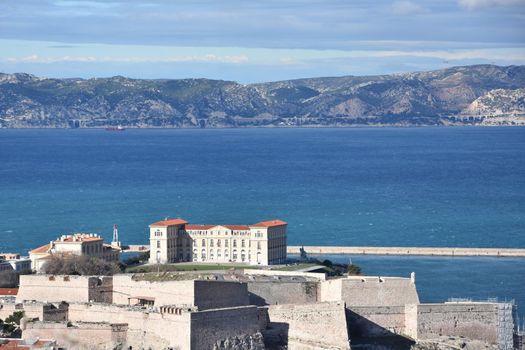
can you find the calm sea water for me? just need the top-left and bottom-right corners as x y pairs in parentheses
(0, 128), (524, 314)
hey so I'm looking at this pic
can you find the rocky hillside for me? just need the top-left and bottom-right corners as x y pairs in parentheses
(460, 88), (525, 126)
(1, 64), (524, 128)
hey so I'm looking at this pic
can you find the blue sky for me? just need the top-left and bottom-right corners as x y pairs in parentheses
(0, 0), (524, 83)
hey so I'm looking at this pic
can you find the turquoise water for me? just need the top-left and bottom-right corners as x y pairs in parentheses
(0, 128), (524, 311)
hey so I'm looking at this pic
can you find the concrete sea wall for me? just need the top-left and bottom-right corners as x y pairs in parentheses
(289, 245), (525, 257)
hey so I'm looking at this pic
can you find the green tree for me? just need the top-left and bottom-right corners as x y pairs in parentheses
(299, 246), (308, 260)
(42, 256), (122, 276)
(347, 264), (362, 275)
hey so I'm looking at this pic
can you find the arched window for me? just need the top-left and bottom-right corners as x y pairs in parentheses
(210, 249), (214, 260)
(241, 249), (246, 262)
(202, 239), (206, 246)
(157, 241), (160, 249)
(232, 249), (238, 261)
(201, 249), (206, 260)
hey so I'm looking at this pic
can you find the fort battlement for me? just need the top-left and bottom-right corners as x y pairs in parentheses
(11, 273), (519, 349)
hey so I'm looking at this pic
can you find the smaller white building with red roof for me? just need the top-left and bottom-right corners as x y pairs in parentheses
(29, 233), (120, 272)
(148, 218), (287, 265)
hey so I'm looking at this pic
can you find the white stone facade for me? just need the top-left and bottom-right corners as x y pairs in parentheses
(148, 218), (287, 265)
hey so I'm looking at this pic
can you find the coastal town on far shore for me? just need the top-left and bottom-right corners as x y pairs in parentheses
(0, 218), (524, 350)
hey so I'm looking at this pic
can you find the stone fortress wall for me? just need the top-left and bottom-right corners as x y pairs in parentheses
(9, 273), (519, 349)
(317, 275), (419, 338)
(23, 321), (128, 350)
(189, 306), (260, 349)
(247, 280), (318, 305)
(23, 300), (261, 349)
(111, 275), (249, 309)
(16, 275), (112, 304)
(405, 302), (515, 349)
(263, 301), (350, 350)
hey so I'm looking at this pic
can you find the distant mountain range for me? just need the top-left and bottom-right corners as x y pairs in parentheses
(1, 64), (524, 128)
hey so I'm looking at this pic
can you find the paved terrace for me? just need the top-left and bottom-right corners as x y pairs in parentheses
(288, 246), (525, 257)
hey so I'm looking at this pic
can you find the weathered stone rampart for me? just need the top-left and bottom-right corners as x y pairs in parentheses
(63, 302), (260, 349)
(244, 268), (326, 280)
(194, 280), (250, 310)
(342, 276), (419, 306)
(13, 272), (518, 349)
(264, 301), (350, 350)
(16, 275), (111, 304)
(23, 321), (127, 350)
(346, 305), (406, 337)
(112, 274), (249, 309)
(405, 302), (514, 349)
(247, 281), (318, 305)
(112, 274), (195, 306)
(190, 306), (261, 349)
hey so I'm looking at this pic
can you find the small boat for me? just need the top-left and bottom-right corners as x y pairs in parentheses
(105, 125), (126, 131)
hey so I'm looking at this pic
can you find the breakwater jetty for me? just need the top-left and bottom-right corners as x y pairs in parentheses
(287, 246), (525, 257)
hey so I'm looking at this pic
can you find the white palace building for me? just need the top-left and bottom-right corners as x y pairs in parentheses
(148, 218), (287, 266)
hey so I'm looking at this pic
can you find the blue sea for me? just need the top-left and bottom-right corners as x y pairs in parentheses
(0, 128), (524, 316)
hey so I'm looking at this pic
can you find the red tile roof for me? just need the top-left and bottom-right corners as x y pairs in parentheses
(30, 244), (51, 254)
(185, 224), (251, 231)
(0, 340), (28, 350)
(0, 339), (55, 349)
(150, 218), (188, 227)
(0, 288), (18, 296)
(224, 225), (250, 230)
(251, 219), (287, 227)
(151, 218), (286, 230)
(185, 224), (215, 230)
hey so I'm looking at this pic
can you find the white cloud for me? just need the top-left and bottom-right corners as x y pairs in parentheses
(458, 0), (525, 9)
(362, 48), (525, 61)
(4, 54), (249, 64)
(390, 1), (425, 15)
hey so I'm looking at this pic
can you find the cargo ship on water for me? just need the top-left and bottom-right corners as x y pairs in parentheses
(105, 125), (126, 131)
